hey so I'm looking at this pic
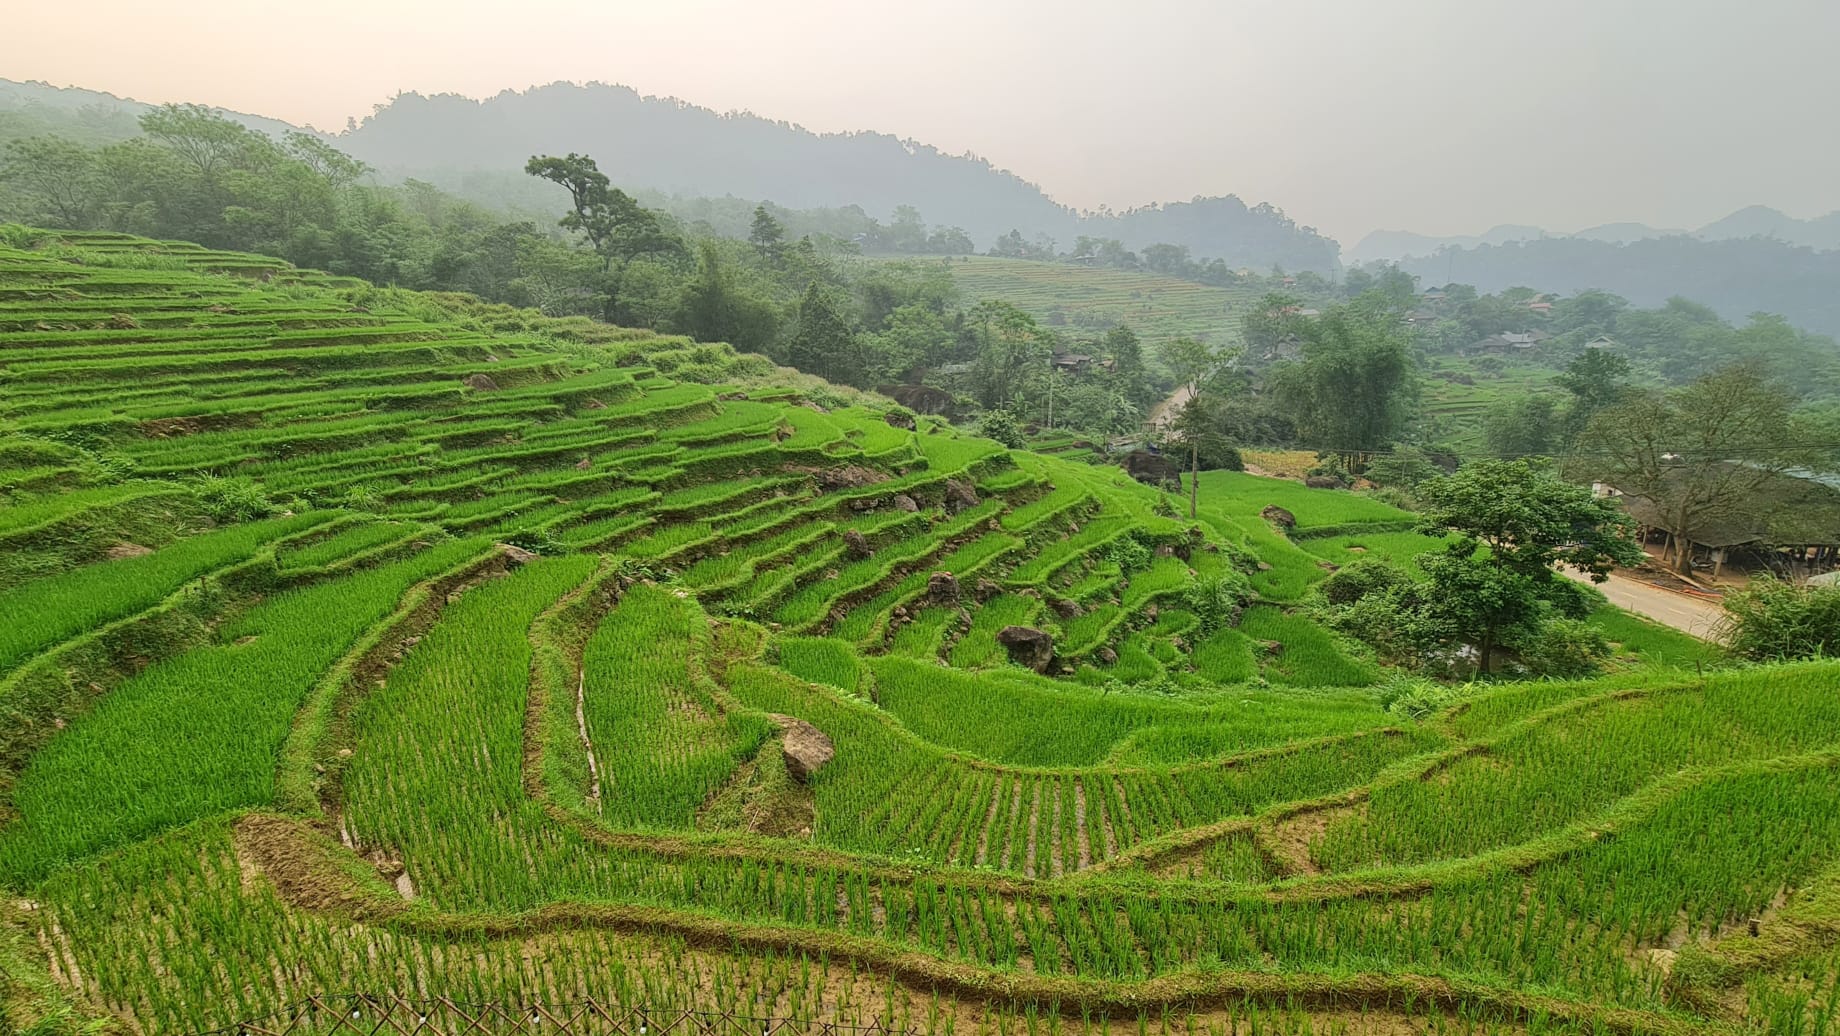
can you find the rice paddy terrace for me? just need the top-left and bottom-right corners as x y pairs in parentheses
(4, 231), (1840, 1036)
(886, 256), (1264, 350)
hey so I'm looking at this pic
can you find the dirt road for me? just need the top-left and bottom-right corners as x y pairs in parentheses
(1565, 568), (1728, 641)
(1146, 384), (1193, 431)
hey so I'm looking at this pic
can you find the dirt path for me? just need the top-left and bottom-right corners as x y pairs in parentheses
(1146, 385), (1193, 431)
(1565, 568), (1727, 641)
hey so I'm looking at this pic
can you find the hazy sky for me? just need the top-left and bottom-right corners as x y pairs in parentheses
(11, 0), (1840, 245)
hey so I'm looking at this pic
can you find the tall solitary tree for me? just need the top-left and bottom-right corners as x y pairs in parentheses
(748, 204), (786, 263)
(524, 153), (679, 273)
(1158, 336), (1238, 518)
(1416, 460), (1642, 672)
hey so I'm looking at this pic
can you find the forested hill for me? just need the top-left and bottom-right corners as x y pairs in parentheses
(328, 83), (1344, 273)
(1394, 234), (1840, 339)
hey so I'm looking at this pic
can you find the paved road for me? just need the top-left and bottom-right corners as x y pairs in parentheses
(1565, 568), (1728, 641)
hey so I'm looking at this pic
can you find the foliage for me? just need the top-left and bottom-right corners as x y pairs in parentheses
(1265, 299), (1415, 468)
(1512, 617), (1612, 678)
(1574, 363), (1798, 575)
(1722, 578), (1840, 661)
(187, 475), (273, 523)
(1180, 570), (1254, 635)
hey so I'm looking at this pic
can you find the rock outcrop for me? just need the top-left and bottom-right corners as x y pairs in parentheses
(775, 716), (835, 782)
(997, 625), (1055, 673)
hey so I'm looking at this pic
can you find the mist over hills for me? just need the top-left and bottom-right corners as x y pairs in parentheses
(1350, 205), (1840, 264)
(6, 75), (1840, 333)
(335, 83), (1341, 272)
(0, 78), (1341, 273)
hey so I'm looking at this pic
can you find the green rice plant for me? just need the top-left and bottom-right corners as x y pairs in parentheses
(0, 537), (484, 884)
(578, 584), (772, 830)
(1236, 605), (1380, 687)
(0, 511), (330, 675)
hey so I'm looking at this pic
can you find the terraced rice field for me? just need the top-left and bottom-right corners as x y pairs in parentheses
(4, 231), (1837, 1036)
(899, 255), (1264, 349)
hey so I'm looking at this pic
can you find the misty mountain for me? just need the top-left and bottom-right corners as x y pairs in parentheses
(1352, 207), (1840, 263)
(331, 83), (1341, 273)
(0, 78), (304, 146)
(1696, 205), (1840, 250)
(1392, 235), (1840, 338)
(1345, 224), (1548, 264)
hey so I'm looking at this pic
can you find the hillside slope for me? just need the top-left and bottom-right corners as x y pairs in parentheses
(2, 231), (1838, 1036)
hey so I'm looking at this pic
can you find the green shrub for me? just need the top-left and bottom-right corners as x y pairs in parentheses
(1722, 577), (1840, 661)
(1378, 674), (1473, 720)
(1181, 570), (1254, 634)
(979, 409), (1025, 448)
(1514, 617), (1612, 678)
(1316, 557), (1412, 606)
(188, 475), (272, 523)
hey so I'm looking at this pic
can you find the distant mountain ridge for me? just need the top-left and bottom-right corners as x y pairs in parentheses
(1350, 205), (1840, 263)
(0, 78), (1341, 274)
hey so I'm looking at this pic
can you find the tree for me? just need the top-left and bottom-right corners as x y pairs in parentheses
(748, 204), (786, 263)
(524, 153), (680, 273)
(1415, 460), (1642, 673)
(1555, 348), (1631, 443)
(787, 282), (863, 386)
(1267, 301), (1414, 469)
(0, 136), (99, 227)
(1574, 364), (1796, 575)
(1103, 326), (1152, 409)
(1482, 394), (1560, 458)
(138, 104), (259, 181)
(1158, 336), (1238, 518)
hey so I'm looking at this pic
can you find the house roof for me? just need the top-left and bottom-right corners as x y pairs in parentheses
(1615, 465), (1840, 547)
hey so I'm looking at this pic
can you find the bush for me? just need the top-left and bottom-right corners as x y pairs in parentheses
(1182, 571), (1254, 634)
(1722, 578), (1840, 661)
(1097, 532), (1153, 574)
(189, 476), (273, 523)
(1364, 448), (1443, 491)
(979, 410), (1025, 448)
(1514, 617), (1611, 678)
(1316, 557), (1412, 606)
(1379, 674), (1473, 720)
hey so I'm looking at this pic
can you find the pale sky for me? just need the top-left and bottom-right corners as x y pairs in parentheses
(10, 0), (1840, 246)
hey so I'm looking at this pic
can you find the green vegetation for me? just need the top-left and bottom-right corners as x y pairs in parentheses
(3, 231), (1834, 1036)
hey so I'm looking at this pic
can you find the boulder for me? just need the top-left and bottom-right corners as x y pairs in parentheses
(1097, 646), (1118, 665)
(1304, 475), (1342, 490)
(718, 391), (750, 401)
(1144, 603), (1159, 623)
(892, 494), (920, 512)
(997, 626), (1056, 673)
(944, 479), (980, 512)
(884, 409), (918, 431)
(1260, 640), (1285, 657)
(877, 383), (956, 416)
(462, 373), (500, 391)
(495, 543), (540, 566)
(1049, 597), (1082, 620)
(1123, 449), (1181, 486)
(1260, 505), (1297, 529)
(774, 716), (835, 782)
(817, 465), (889, 491)
(974, 578), (1002, 601)
(926, 571), (960, 603)
(843, 529), (873, 560)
